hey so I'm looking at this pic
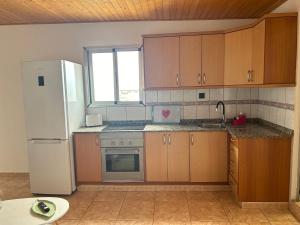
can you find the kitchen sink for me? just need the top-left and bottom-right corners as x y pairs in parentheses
(199, 122), (226, 129)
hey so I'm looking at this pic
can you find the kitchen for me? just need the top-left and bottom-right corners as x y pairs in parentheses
(0, 0), (300, 224)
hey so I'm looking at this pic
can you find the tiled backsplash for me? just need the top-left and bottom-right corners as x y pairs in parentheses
(87, 87), (295, 130)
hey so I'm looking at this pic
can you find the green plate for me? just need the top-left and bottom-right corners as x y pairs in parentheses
(31, 199), (56, 218)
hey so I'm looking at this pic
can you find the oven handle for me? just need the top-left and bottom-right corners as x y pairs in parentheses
(103, 148), (142, 155)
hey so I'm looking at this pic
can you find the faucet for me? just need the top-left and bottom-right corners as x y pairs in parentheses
(216, 101), (226, 124)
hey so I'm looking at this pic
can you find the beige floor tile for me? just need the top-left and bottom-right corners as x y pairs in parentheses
(153, 221), (190, 225)
(188, 201), (228, 222)
(270, 222), (300, 225)
(83, 201), (122, 220)
(116, 220), (154, 225)
(225, 206), (268, 223)
(187, 192), (218, 202)
(63, 202), (91, 220)
(94, 191), (126, 202)
(118, 200), (155, 220)
(230, 223), (270, 225)
(126, 192), (155, 201)
(262, 208), (298, 222)
(191, 222), (230, 225)
(77, 219), (116, 225)
(155, 192), (187, 202)
(154, 201), (190, 223)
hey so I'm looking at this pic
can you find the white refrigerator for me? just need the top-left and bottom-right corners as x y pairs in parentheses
(22, 60), (85, 195)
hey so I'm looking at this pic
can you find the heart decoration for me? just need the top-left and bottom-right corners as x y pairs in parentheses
(162, 109), (171, 118)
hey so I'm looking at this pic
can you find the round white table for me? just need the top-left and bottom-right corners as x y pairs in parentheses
(0, 197), (69, 225)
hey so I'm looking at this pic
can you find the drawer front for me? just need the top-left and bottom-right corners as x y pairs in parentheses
(230, 144), (238, 182)
(229, 174), (238, 200)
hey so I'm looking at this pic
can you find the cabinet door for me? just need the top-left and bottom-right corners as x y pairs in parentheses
(144, 37), (180, 88)
(167, 132), (190, 181)
(145, 132), (168, 181)
(224, 28), (253, 85)
(251, 20), (265, 85)
(74, 133), (101, 182)
(190, 132), (227, 182)
(180, 35), (202, 87)
(202, 34), (224, 86)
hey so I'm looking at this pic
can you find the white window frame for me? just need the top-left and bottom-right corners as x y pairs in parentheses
(84, 46), (143, 107)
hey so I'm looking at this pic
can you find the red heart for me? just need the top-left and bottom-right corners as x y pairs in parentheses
(162, 109), (171, 118)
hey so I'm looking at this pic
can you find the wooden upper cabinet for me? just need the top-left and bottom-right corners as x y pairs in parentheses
(190, 131), (228, 182)
(144, 37), (180, 88)
(145, 132), (168, 181)
(74, 133), (101, 183)
(179, 35), (202, 87)
(224, 28), (253, 85)
(167, 132), (190, 182)
(251, 20), (265, 85)
(264, 16), (297, 84)
(202, 34), (225, 86)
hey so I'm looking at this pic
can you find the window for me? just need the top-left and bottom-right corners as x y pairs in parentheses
(86, 47), (141, 105)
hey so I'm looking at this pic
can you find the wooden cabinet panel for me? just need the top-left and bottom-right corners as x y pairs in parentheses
(190, 131), (228, 182)
(179, 35), (202, 87)
(144, 37), (180, 88)
(238, 138), (291, 202)
(224, 28), (253, 85)
(202, 34), (224, 86)
(251, 20), (265, 85)
(167, 132), (190, 181)
(145, 132), (168, 181)
(74, 133), (101, 183)
(264, 17), (297, 84)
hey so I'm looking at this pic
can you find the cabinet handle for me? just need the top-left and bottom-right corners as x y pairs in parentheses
(191, 135), (194, 145)
(168, 134), (171, 144)
(95, 138), (99, 146)
(163, 134), (166, 145)
(230, 138), (236, 142)
(250, 70), (254, 82)
(197, 73), (202, 84)
(203, 73), (206, 84)
(176, 74), (179, 86)
(247, 70), (251, 82)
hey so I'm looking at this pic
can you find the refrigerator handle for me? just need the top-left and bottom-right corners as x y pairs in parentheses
(29, 139), (66, 144)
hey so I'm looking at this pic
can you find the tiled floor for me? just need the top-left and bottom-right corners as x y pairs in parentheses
(0, 175), (299, 225)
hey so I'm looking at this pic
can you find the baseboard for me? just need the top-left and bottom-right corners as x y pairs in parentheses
(0, 172), (29, 177)
(240, 201), (289, 209)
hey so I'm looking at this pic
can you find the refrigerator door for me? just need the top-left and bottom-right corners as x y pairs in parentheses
(22, 60), (68, 139)
(27, 139), (73, 195)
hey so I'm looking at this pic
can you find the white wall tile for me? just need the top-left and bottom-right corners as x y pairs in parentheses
(258, 104), (264, 118)
(106, 106), (126, 121)
(126, 106), (145, 121)
(87, 106), (107, 121)
(196, 89), (210, 102)
(285, 109), (294, 130)
(170, 90), (184, 102)
(225, 104), (237, 119)
(196, 105), (209, 119)
(157, 90), (171, 102)
(210, 88), (224, 101)
(237, 104), (251, 117)
(276, 108), (286, 127)
(180, 106), (184, 119)
(145, 91), (157, 103)
(263, 105), (271, 122)
(274, 88), (286, 103)
(237, 88), (251, 100)
(145, 106), (152, 121)
(210, 105), (222, 119)
(286, 87), (295, 104)
(250, 88), (259, 100)
(183, 105), (197, 119)
(183, 90), (197, 102)
(269, 106), (277, 124)
(224, 88), (237, 101)
(250, 104), (258, 118)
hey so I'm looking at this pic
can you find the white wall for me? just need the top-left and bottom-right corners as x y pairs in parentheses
(0, 19), (255, 172)
(273, 0), (300, 200)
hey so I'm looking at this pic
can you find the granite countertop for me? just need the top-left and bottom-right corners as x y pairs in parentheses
(74, 121), (293, 139)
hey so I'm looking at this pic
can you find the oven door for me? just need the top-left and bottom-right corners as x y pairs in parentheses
(102, 147), (144, 182)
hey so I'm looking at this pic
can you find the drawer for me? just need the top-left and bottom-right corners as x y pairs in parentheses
(229, 174), (238, 200)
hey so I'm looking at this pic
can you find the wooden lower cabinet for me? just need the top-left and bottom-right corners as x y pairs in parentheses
(229, 136), (291, 202)
(74, 133), (102, 183)
(145, 132), (189, 182)
(190, 131), (228, 182)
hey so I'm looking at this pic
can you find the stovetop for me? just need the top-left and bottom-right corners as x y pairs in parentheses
(102, 125), (145, 132)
